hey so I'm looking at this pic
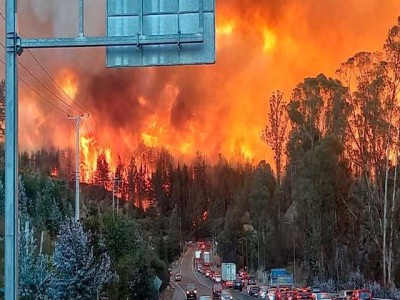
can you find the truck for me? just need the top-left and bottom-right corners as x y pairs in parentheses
(203, 251), (210, 266)
(221, 262), (236, 287)
(268, 268), (294, 287)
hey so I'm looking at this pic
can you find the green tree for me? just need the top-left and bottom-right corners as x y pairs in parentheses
(248, 160), (275, 270)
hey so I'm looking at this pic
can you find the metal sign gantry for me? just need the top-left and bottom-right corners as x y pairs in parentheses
(4, 0), (215, 298)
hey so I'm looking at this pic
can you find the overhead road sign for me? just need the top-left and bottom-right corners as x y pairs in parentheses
(106, 0), (215, 67)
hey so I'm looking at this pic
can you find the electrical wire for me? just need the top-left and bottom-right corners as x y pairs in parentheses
(0, 39), (83, 114)
(26, 49), (90, 114)
(0, 11), (97, 138)
(0, 56), (69, 114)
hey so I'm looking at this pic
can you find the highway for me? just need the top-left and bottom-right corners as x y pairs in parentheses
(172, 244), (214, 300)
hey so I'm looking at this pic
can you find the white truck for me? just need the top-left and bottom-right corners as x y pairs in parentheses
(221, 262), (236, 287)
(203, 251), (211, 266)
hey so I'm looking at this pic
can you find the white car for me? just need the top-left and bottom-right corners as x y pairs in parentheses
(259, 286), (269, 299)
(220, 290), (233, 300)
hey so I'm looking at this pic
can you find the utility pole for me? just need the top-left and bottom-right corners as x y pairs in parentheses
(68, 114), (87, 222)
(5, 0), (18, 297)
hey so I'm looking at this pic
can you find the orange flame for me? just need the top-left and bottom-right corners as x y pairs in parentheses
(17, 0), (400, 180)
(57, 69), (78, 99)
(51, 167), (58, 177)
(203, 211), (208, 221)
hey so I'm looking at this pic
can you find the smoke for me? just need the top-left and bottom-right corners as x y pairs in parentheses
(11, 0), (400, 164)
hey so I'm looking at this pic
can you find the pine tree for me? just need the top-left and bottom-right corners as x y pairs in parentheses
(19, 217), (51, 299)
(0, 179), (4, 217)
(128, 255), (158, 300)
(19, 219), (36, 297)
(49, 220), (112, 299)
(95, 153), (110, 186)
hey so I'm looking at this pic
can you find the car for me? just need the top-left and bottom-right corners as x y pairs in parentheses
(248, 275), (257, 286)
(312, 287), (322, 299)
(259, 286), (269, 299)
(233, 279), (243, 291)
(315, 293), (332, 300)
(293, 288), (313, 300)
(214, 273), (222, 283)
(268, 288), (278, 300)
(205, 269), (211, 278)
(337, 290), (354, 300)
(212, 283), (223, 299)
(175, 273), (182, 281)
(199, 296), (212, 300)
(220, 289), (234, 300)
(351, 289), (372, 300)
(186, 283), (198, 300)
(248, 286), (261, 297)
(276, 287), (292, 300)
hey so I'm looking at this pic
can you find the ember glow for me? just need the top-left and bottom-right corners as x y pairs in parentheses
(16, 0), (400, 178)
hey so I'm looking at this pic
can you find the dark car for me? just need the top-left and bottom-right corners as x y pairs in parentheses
(294, 288), (313, 300)
(277, 287), (292, 300)
(249, 286), (261, 298)
(233, 279), (243, 291)
(212, 283), (222, 299)
(175, 273), (182, 281)
(186, 283), (197, 300)
(248, 275), (257, 286)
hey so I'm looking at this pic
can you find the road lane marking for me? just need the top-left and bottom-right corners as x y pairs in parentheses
(171, 280), (186, 300)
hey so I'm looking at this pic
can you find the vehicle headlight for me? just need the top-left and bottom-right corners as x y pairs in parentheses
(186, 291), (189, 294)
(194, 290), (197, 293)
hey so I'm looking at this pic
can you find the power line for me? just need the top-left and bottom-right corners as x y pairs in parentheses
(0, 40), (85, 114)
(18, 60), (85, 114)
(26, 49), (90, 114)
(0, 11), (97, 137)
(0, 57), (69, 115)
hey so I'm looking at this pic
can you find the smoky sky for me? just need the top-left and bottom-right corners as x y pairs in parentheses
(11, 0), (400, 161)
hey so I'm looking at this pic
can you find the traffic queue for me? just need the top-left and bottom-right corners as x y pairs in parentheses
(196, 263), (373, 300)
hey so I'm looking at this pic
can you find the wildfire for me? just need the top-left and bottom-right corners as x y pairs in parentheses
(80, 135), (114, 183)
(51, 167), (58, 177)
(262, 27), (276, 53)
(217, 20), (235, 36)
(17, 0), (400, 183)
(57, 69), (78, 99)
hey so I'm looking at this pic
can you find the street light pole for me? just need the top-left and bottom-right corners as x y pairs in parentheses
(284, 221), (296, 287)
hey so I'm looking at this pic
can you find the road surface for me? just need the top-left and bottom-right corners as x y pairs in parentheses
(172, 245), (213, 300)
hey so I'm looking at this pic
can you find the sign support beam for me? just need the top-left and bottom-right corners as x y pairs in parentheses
(20, 33), (204, 49)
